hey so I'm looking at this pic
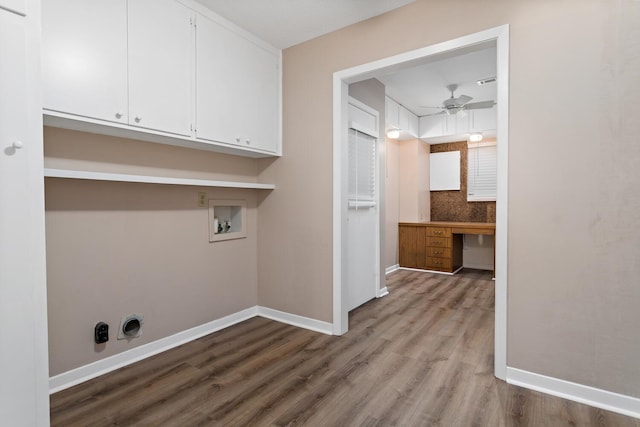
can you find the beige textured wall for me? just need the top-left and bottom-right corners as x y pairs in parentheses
(45, 128), (260, 375)
(258, 0), (640, 398)
(397, 139), (430, 223)
(385, 138), (399, 268)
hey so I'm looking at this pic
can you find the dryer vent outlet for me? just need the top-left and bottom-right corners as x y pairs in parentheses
(117, 314), (143, 340)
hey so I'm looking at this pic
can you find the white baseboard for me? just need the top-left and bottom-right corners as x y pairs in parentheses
(385, 264), (399, 274)
(377, 287), (389, 298)
(399, 267), (456, 276)
(257, 306), (333, 335)
(49, 305), (335, 394)
(462, 263), (493, 271)
(507, 367), (640, 419)
(49, 307), (258, 394)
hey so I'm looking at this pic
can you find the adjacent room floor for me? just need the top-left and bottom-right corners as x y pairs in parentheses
(50, 269), (640, 426)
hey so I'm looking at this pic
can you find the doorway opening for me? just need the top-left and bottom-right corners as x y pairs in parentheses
(332, 25), (509, 379)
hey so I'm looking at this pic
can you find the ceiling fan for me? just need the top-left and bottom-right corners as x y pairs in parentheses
(424, 84), (495, 115)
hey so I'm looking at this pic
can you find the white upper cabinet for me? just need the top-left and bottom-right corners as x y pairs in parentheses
(407, 111), (419, 137)
(40, 0), (281, 157)
(419, 114), (445, 139)
(419, 106), (496, 142)
(470, 105), (497, 132)
(128, 0), (192, 137)
(196, 14), (279, 153)
(385, 96), (419, 139)
(385, 97), (400, 130)
(42, 0), (128, 124)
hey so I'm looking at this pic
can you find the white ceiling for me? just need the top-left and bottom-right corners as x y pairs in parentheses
(378, 46), (497, 117)
(193, 0), (415, 49)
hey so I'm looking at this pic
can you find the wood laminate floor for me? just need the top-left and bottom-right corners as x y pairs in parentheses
(50, 269), (640, 426)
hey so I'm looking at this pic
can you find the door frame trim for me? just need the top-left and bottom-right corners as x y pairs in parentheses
(332, 24), (509, 380)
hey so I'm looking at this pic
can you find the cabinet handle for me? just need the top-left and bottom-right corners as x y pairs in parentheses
(134, 116), (142, 123)
(12, 140), (23, 149)
(245, 139), (251, 145)
(236, 137), (241, 143)
(115, 112), (123, 119)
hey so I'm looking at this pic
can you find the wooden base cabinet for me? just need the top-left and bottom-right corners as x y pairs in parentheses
(399, 223), (462, 273)
(399, 224), (427, 270)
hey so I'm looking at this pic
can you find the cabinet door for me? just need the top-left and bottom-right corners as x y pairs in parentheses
(455, 112), (469, 134)
(128, 0), (192, 136)
(385, 97), (400, 130)
(470, 105), (497, 132)
(407, 111), (419, 138)
(399, 225), (427, 269)
(41, 0), (128, 124)
(419, 114), (444, 138)
(196, 15), (279, 153)
(398, 105), (410, 132)
(239, 39), (279, 152)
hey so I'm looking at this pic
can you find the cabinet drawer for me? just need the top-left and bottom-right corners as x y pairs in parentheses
(426, 257), (452, 271)
(427, 247), (450, 258)
(426, 236), (450, 248)
(426, 227), (450, 237)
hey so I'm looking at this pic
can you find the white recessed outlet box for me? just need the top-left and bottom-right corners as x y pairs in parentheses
(208, 199), (247, 242)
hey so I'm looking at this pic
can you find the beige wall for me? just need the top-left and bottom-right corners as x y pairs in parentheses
(398, 139), (430, 223)
(45, 128), (261, 375)
(258, 0), (640, 398)
(385, 138), (399, 268)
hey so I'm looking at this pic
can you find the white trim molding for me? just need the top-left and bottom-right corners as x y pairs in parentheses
(385, 264), (399, 275)
(49, 307), (258, 394)
(333, 26), (509, 381)
(507, 367), (640, 419)
(49, 306), (334, 393)
(257, 307), (334, 335)
(377, 287), (389, 298)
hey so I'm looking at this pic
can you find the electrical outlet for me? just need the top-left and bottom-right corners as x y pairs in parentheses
(198, 192), (207, 208)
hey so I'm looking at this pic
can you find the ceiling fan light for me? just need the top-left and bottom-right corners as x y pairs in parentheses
(469, 132), (483, 142)
(387, 129), (401, 139)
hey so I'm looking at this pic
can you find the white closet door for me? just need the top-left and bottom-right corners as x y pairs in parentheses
(0, 8), (49, 425)
(346, 98), (380, 312)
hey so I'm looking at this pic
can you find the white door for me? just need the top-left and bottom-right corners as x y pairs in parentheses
(41, 0), (128, 124)
(346, 99), (379, 312)
(128, 0), (192, 136)
(0, 7), (49, 425)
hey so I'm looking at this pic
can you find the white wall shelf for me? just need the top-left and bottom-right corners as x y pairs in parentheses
(43, 168), (275, 190)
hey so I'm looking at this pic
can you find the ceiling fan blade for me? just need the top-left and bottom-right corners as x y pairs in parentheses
(464, 100), (495, 110)
(455, 94), (473, 105)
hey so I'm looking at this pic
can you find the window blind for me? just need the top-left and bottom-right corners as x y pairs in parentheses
(467, 141), (497, 202)
(348, 128), (376, 208)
